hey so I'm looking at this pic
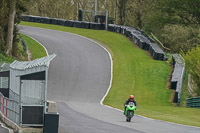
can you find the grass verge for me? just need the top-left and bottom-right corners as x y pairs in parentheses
(20, 21), (200, 127)
(20, 33), (47, 59)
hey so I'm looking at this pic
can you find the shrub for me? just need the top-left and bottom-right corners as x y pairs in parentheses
(182, 46), (200, 96)
(160, 25), (200, 53)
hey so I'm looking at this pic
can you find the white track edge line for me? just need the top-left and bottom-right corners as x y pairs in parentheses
(20, 25), (200, 129)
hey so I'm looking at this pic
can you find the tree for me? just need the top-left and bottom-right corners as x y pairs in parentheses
(183, 46), (200, 95)
(125, 0), (156, 29)
(157, 0), (200, 26)
(160, 25), (200, 53)
(0, 0), (9, 51)
(116, 0), (129, 25)
(0, 0), (28, 57)
(5, 0), (16, 56)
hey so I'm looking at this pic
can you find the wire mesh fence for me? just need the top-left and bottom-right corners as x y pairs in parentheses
(187, 97), (200, 108)
(0, 92), (20, 125)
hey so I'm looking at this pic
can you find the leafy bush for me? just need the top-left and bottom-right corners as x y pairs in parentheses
(182, 46), (200, 95)
(0, 52), (15, 63)
(160, 25), (200, 53)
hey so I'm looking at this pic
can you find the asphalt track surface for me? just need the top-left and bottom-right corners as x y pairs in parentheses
(19, 25), (200, 133)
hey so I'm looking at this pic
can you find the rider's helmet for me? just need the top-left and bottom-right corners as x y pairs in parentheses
(130, 95), (134, 101)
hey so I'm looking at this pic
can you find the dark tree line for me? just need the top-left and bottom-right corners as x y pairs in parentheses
(22, 0), (200, 53)
(1, 0), (200, 56)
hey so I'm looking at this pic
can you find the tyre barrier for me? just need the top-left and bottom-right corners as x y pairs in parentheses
(108, 24), (166, 61)
(21, 15), (166, 60)
(40, 17), (51, 24)
(170, 54), (185, 105)
(21, 15), (105, 30)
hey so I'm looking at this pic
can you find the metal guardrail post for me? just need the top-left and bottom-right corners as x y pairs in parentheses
(19, 36), (29, 55)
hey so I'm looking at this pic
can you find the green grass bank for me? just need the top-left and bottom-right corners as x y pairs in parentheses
(20, 21), (200, 127)
(20, 34), (47, 59)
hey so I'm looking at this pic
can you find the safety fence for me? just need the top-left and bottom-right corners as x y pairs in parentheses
(107, 24), (166, 61)
(0, 63), (20, 124)
(170, 54), (185, 105)
(0, 92), (20, 125)
(21, 15), (105, 30)
(186, 97), (200, 108)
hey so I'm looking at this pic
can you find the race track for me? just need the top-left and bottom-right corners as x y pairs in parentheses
(19, 25), (200, 133)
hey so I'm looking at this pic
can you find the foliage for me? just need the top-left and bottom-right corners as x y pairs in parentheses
(12, 29), (28, 60)
(0, 52), (15, 63)
(125, 0), (156, 29)
(182, 46), (200, 95)
(180, 72), (191, 106)
(0, 0), (29, 57)
(160, 25), (200, 53)
(142, 0), (200, 53)
(116, 0), (129, 25)
(1, 0), (199, 56)
(157, 0), (200, 25)
(0, 0), (9, 51)
(26, 0), (112, 20)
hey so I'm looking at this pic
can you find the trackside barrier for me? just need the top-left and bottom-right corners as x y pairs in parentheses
(21, 15), (166, 61)
(19, 36), (29, 54)
(21, 15), (105, 30)
(107, 24), (166, 61)
(170, 54), (185, 105)
(0, 92), (20, 125)
(186, 97), (200, 108)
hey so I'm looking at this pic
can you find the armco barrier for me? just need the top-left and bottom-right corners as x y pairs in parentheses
(21, 15), (105, 30)
(186, 97), (200, 108)
(170, 54), (185, 105)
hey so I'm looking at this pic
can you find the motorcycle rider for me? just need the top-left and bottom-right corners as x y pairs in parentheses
(124, 95), (137, 115)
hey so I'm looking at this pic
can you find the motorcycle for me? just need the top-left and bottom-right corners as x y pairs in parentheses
(125, 102), (136, 122)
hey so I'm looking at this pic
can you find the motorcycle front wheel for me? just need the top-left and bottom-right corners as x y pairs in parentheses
(126, 111), (133, 122)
